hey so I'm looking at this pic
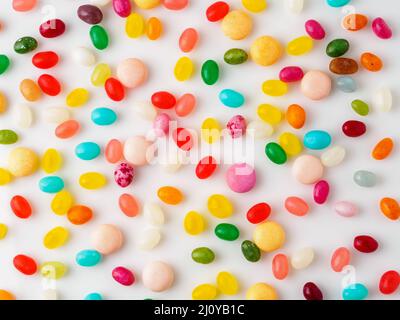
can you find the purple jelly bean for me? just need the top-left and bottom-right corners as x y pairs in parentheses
(112, 0), (132, 18)
(279, 66), (304, 83)
(372, 17), (392, 39)
(153, 113), (170, 137)
(114, 162), (135, 187)
(305, 19), (326, 40)
(227, 115), (246, 138)
(313, 180), (330, 204)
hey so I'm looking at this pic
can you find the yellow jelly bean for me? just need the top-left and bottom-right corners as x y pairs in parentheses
(40, 261), (67, 279)
(66, 88), (89, 107)
(91, 63), (112, 87)
(287, 36), (313, 56)
(0, 168), (12, 186)
(262, 80), (288, 97)
(43, 226), (69, 249)
(201, 118), (221, 144)
(8, 147), (39, 177)
(207, 194), (233, 219)
(192, 284), (218, 300)
(134, 0), (160, 9)
(174, 56), (194, 82)
(0, 223), (8, 240)
(253, 221), (285, 252)
(217, 271), (239, 295)
(51, 190), (74, 216)
(126, 13), (145, 38)
(79, 172), (106, 190)
(242, 0), (267, 13)
(246, 283), (278, 300)
(250, 36), (283, 66)
(279, 132), (302, 156)
(42, 148), (63, 174)
(184, 211), (206, 235)
(146, 17), (163, 40)
(257, 104), (283, 125)
(0, 90), (8, 114)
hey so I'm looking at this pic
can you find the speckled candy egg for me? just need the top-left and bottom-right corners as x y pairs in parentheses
(91, 224), (124, 255)
(114, 162), (134, 187)
(142, 261), (174, 292)
(123, 136), (154, 166)
(226, 163), (256, 193)
(301, 70), (332, 100)
(153, 113), (170, 137)
(227, 115), (246, 138)
(8, 147), (39, 177)
(116, 58), (148, 89)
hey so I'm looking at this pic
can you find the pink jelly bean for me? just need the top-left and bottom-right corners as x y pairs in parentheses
(179, 28), (198, 53)
(175, 93), (196, 117)
(105, 139), (123, 164)
(114, 162), (135, 188)
(285, 196), (309, 216)
(331, 247), (351, 272)
(112, 266), (135, 286)
(112, 0), (132, 18)
(227, 115), (246, 138)
(334, 201), (358, 217)
(163, 0), (189, 10)
(153, 113), (170, 137)
(372, 17), (392, 39)
(226, 163), (256, 193)
(279, 66), (304, 83)
(305, 19), (326, 40)
(13, 0), (37, 12)
(313, 180), (329, 204)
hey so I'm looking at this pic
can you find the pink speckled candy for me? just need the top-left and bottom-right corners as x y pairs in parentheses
(292, 155), (324, 184)
(142, 261), (174, 292)
(372, 17), (392, 39)
(227, 115), (246, 138)
(313, 180), (329, 204)
(91, 224), (124, 255)
(116, 58), (148, 89)
(153, 113), (170, 137)
(123, 136), (154, 166)
(334, 201), (358, 217)
(114, 162), (134, 187)
(279, 66), (304, 82)
(226, 163), (256, 193)
(305, 19), (326, 40)
(112, 266), (135, 286)
(301, 70), (332, 100)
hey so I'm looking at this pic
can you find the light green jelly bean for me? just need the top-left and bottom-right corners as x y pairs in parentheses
(351, 99), (369, 116)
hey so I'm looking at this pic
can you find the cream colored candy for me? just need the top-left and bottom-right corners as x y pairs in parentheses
(250, 36), (283, 66)
(72, 47), (96, 67)
(247, 120), (274, 139)
(117, 58), (148, 89)
(42, 289), (58, 300)
(15, 104), (33, 128)
(221, 10), (253, 40)
(292, 154), (324, 184)
(253, 221), (285, 252)
(142, 261), (174, 292)
(246, 283), (278, 300)
(44, 107), (70, 124)
(143, 202), (165, 225)
(373, 87), (392, 112)
(138, 228), (161, 250)
(285, 0), (304, 14)
(91, 224), (123, 255)
(301, 70), (331, 100)
(321, 146), (346, 167)
(133, 101), (157, 121)
(8, 147), (39, 177)
(90, 0), (111, 6)
(291, 247), (315, 269)
(123, 136), (155, 166)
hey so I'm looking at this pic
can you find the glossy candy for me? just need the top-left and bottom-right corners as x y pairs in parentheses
(221, 10), (252, 40)
(353, 170), (376, 187)
(113, 0), (131, 17)
(326, 39), (349, 57)
(331, 247), (351, 272)
(153, 113), (170, 136)
(176, 93), (196, 117)
(91, 108), (117, 126)
(39, 19), (66, 38)
(39, 176), (64, 193)
(304, 130), (331, 150)
(138, 228), (161, 250)
(313, 180), (329, 204)
(227, 115), (246, 138)
(91, 63), (111, 86)
(262, 80), (288, 96)
(287, 36), (313, 56)
(184, 211), (206, 235)
(192, 284), (218, 300)
(105, 78), (125, 101)
(286, 104), (305, 129)
(303, 282), (323, 300)
(13, 0), (37, 11)
(14, 36), (38, 54)
(192, 247), (215, 264)
(208, 194), (233, 219)
(124, 135), (154, 166)
(279, 132), (302, 156)
(0, 290), (14, 300)
(374, 87), (392, 112)
(119, 193), (140, 217)
(76, 250), (102, 267)
(301, 70), (332, 100)
(13, 254), (37, 275)
(342, 120), (366, 137)
(272, 254), (289, 280)
(219, 89), (244, 108)
(152, 91), (176, 109)
(361, 52), (383, 72)
(326, 0), (350, 7)
(158, 186), (183, 205)
(201, 118), (221, 144)
(342, 283), (368, 300)
(342, 14), (368, 31)
(78, 5), (103, 25)
(224, 48), (248, 65)
(20, 79), (41, 102)
(291, 247), (314, 269)
(112, 266), (135, 286)
(330, 58), (358, 74)
(206, 1), (230, 22)
(125, 13), (145, 38)
(258, 104), (282, 125)
(0, 129), (18, 144)
(379, 197), (400, 220)
(146, 17), (163, 40)
(354, 235), (378, 253)
(242, 0), (267, 13)
(247, 120), (274, 139)
(43, 227), (69, 249)
(292, 155), (324, 184)
(265, 142), (287, 165)
(351, 99), (369, 116)
(67, 205), (93, 225)
(105, 139), (123, 164)
(334, 201), (358, 217)
(0, 55), (10, 75)
(336, 76), (356, 93)
(79, 172), (106, 190)
(279, 66), (304, 83)
(163, 0), (188, 10)
(285, 196), (309, 216)
(32, 51), (59, 69)
(226, 163), (255, 193)
(0, 169), (12, 186)
(174, 57), (194, 82)
(173, 127), (194, 151)
(38, 74), (61, 96)
(246, 202), (271, 224)
(379, 271), (400, 294)
(73, 47), (96, 66)
(372, 17), (392, 39)
(11, 195), (32, 219)
(85, 293), (103, 300)
(246, 283), (278, 300)
(67, 88), (89, 107)
(196, 156), (217, 179)
(372, 138), (393, 160)
(253, 221), (285, 252)
(56, 120), (80, 139)
(51, 190), (74, 216)
(90, 25), (109, 50)
(75, 142), (100, 160)
(134, 101), (157, 121)
(250, 36), (283, 66)
(215, 223), (240, 241)
(305, 19), (325, 40)
(201, 60), (219, 85)
(179, 28), (198, 52)
(241, 240), (261, 262)
(40, 261), (67, 279)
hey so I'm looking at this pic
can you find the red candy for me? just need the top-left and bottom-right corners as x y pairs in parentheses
(379, 270), (400, 295)
(246, 202), (271, 224)
(13, 254), (37, 275)
(353, 235), (379, 253)
(38, 74), (61, 96)
(195, 156), (217, 179)
(105, 77), (125, 101)
(10, 195), (32, 219)
(372, 17), (392, 40)
(39, 19), (66, 38)
(313, 180), (329, 204)
(279, 66), (304, 83)
(206, 1), (230, 22)
(305, 19), (326, 40)
(303, 282), (323, 300)
(32, 51), (59, 69)
(342, 120), (366, 137)
(173, 127), (193, 151)
(151, 91), (176, 109)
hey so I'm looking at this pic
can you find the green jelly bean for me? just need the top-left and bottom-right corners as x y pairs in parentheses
(265, 142), (287, 165)
(14, 36), (38, 54)
(241, 240), (261, 262)
(215, 223), (239, 241)
(201, 59), (219, 85)
(224, 48), (248, 65)
(351, 99), (369, 116)
(191, 247), (215, 264)
(326, 39), (349, 58)
(0, 129), (18, 144)
(90, 25), (109, 50)
(0, 55), (10, 75)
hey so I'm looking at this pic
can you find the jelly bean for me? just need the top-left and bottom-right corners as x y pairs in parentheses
(90, 25), (109, 50)
(179, 28), (198, 53)
(192, 284), (218, 300)
(43, 226), (69, 249)
(51, 190), (74, 216)
(293, 155), (324, 184)
(372, 137), (393, 160)
(0, 55), (10, 75)
(123, 135), (154, 166)
(379, 197), (400, 220)
(192, 247), (215, 264)
(41, 287), (59, 299)
(75, 142), (100, 160)
(13, 0), (37, 12)
(342, 283), (368, 300)
(14, 36), (38, 54)
(361, 52), (383, 72)
(342, 14), (368, 31)
(313, 180), (329, 205)
(195, 156), (217, 179)
(201, 60), (219, 85)
(305, 19), (325, 40)
(119, 193), (140, 217)
(66, 88), (89, 108)
(113, 0), (131, 17)
(0, 129), (18, 145)
(301, 70), (332, 100)
(326, 0), (350, 7)
(342, 120), (366, 137)
(173, 127), (194, 151)
(175, 93), (196, 117)
(40, 19), (66, 38)
(13, 254), (37, 275)
(226, 115), (247, 139)
(114, 163), (134, 188)
(0, 290), (15, 300)
(334, 201), (358, 217)
(351, 99), (369, 116)
(76, 250), (102, 267)
(247, 120), (274, 139)
(38, 74), (61, 96)
(125, 13), (145, 38)
(32, 51), (59, 70)
(40, 261), (67, 279)
(206, 1), (230, 22)
(153, 113), (170, 136)
(321, 146), (346, 167)
(91, 107), (117, 125)
(215, 223), (239, 241)
(174, 57), (194, 82)
(152, 91), (176, 109)
(331, 247), (351, 272)
(92, 0), (111, 5)
(246, 202), (271, 224)
(79, 172), (106, 190)
(242, 0), (267, 13)
(55, 120), (80, 139)
(163, 0), (188, 10)
(304, 130), (331, 150)
(85, 293), (103, 300)
(372, 17), (392, 39)
(353, 170), (376, 187)
(78, 5), (103, 25)
(201, 118), (221, 144)
(134, 0), (160, 10)
(184, 211), (206, 235)
(303, 282), (323, 300)
(224, 48), (248, 65)
(221, 10), (253, 40)
(11, 195), (32, 219)
(291, 247), (314, 269)
(250, 36), (282, 66)
(246, 283), (278, 300)
(91, 63), (111, 86)
(112, 266), (135, 285)
(208, 194), (233, 219)
(253, 221), (285, 252)
(158, 186), (183, 205)
(117, 58), (148, 89)
(73, 47), (97, 66)
(105, 78), (125, 101)
(67, 205), (93, 225)
(379, 271), (400, 294)
(374, 87), (392, 112)
(39, 176), (64, 193)
(226, 163), (255, 193)
(146, 17), (163, 40)
(142, 261), (174, 292)
(330, 58), (358, 74)
(0, 168), (12, 186)
(286, 104), (305, 129)
(287, 36), (313, 56)
(262, 80), (288, 96)
(241, 240), (261, 262)
(92, 224), (123, 255)
(138, 227), (161, 250)
(105, 139), (123, 164)
(285, 196), (309, 216)
(272, 254), (289, 280)
(279, 66), (304, 83)
(217, 271), (239, 295)
(354, 235), (378, 253)
(279, 132), (302, 156)
(285, 0), (304, 13)
(336, 76), (356, 93)
(134, 101), (157, 121)
(265, 142), (287, 165)
(20, 79), (41, 102)
(257, 104), (282, 125)
(219, 89), (244, 108)
(8, 147), (39, 177)
(0, 223), (8, 239)
(326, 39), (349, 58)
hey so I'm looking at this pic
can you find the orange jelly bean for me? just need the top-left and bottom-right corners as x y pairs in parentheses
(342, 14), (368, 31)
(105, 139), (123, 163)
(372, 137), (393, 160)
(67, 205), (93, 225)
(146, 17), (162, 40)
(379, 197), (400, 220)
(272, 253), (289, 280)
(286, 104), (306, 129)
(119, 193), (140, 217)
(179, 28), (198, 53)
(157, 186), (183, 205)
(55, 119), (80, 139)
(360, 52), (383, 72)
(331, 247), (351, 272)
(0, 289), (15, 300)
(19, 79), (41, 102)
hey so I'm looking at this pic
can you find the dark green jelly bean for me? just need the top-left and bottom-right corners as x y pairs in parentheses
(265, 142), (287, 165)
(215, 223), (239, 241)
(351, 99), (369, 116)
(0, 55), (10, 75)
(191, 247), (215, 264)
(90, 25), (109, 50)
(0, 129), (18, 144)
(224, 48), (248, 65)
(326, 39), (349, 58)
(201, 60), (219, 85)
(14, 36), (38, 54)
(241, 240), (261, 262)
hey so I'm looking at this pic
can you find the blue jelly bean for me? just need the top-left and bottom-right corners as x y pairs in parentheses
(219, 89), (245, 108)
(76, 250), (102, 267)
(75, 142), (101, 160)
(336, 76), (356, 93)
(39, 176), (65, 193)
(304, 130), (331, 150)
(327, 0), (351, 7)
(91, 107), (117, 126)
(85, 293), (103, 300)
(342, 283), (368, 300)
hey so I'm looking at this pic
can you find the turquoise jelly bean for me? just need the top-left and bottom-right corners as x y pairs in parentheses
(91, 107), (117, 126)
(76, 250), (102, 267)
(85, 293), (103, 300)
(342, 283), (368, 300)
(75, 142), (101, 160)
(327, 0), (351, 7)
(39, 176), (65, 193)
(219, 89), (245, 108)
(303, 130), (331, 150)
(336, 76), (356, 93)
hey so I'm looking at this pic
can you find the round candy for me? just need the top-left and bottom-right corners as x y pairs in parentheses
(253, 221), (285, 252)
(142, 261), (174, 292)
(92, 224), (123, 255)
(250, 36), (282, 66)
(123, 136), (154, 166)
(117, 58), (148, 88)
(208, 194), (233, 219)
(259, 104), (282, 125)
(334, 201), (358, 217)
(8, 147), (39, 177)
(291, 247), (314, 269)
(184, 211), (206, 235)
(292, 155), (324, 184)
(221, 10), (252, 40)
(301, 70), (331, 100)
(226, 163), (256, 193)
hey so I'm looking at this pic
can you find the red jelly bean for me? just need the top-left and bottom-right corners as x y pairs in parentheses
(173, 127), (193, 151)
(246, 202), (271, 224)
(151, 91), (176, 109)
(32, 51), (59, 69)
(105, 77), (125, 101)
(305, 19), (326, 40)
(39, 19), (66, 38)
(353, 235), (379, 253)
(37, 74), (61, 96)
(303, 282), (323, 300)
(379, 270), (400, 295)
(279, 66), (304, 82)
(10, 195), (32, 219)
(195, 156), (217, 179)
(372, 17), (392, 40)
(342, 120), (366, 137)
(313, 180), (329, 204)
(206, 1), (230, 22)
(13, 254), (37, 275)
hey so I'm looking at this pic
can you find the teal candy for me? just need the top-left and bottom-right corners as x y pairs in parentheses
(91, 107), (117, 126)
(76, 250), (102, 267)
(85, 293), (103, 300)
(219, 89), (244, 108)
(342, 283), (368, 300)
(353, 170), (376, 187)
(39, 176), (65, 193)
(336, 76), (356, 93)
(327, 0), (351, 7)
(75, 142), (101, 160)
(304, 130), (331, 150)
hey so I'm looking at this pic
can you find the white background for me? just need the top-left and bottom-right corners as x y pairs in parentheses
(0, 0), (399, 300)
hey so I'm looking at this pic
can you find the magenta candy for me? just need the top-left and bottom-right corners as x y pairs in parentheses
(114, 162), (135, 188)
(227, 115), (246, 138)
(313, 180), (329, 204)
(226, 163), (256, 193)
(353, 235), (379, 253)
(305, 19), (326, 40)
(112, 266), (135, 286)
(153, 113), (170, 137)
(372, 17), (392, 39)
(342, 120), (366, 137)
(279, 66), (304, 83)
(334, 201), (358, 217)
(112, 0), (132, 18)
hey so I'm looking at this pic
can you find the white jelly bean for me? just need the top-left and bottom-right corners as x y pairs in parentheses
(90, 0), (111, 6)
(42, 288), (58, 300)
(133, 101), (157, 121)
(72, 47), (97, 67)
(44, 107), (70, 124)
(291, 247), (314, 269)
(15, 104), (33, 128)
(334, 201), (358, 217)
(246, 120), (274, 139)
(144, 202), (165, 225)
(321, 146), (346, 167)
(373, 87), (392, 112)
(138, 228), (161, 250)
(285, 0), (304, 14)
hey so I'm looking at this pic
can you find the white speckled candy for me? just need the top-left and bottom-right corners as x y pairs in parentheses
(301, 70), (331, 100)
(143, 202), (165, 225)
(142, 261), (174, 292)
(91, 224), (123, 255)
(292, 155), (324, 184)
(44, 107), (70, 124)
(72, 47), (96, 66)
(291, 247), (315, 269)
(117, 58), (148, 89)
(226, 163), (256, 193)
(123, 136), (154, 166)
(138, 228), (161, 250)
(334, 201), (358, 217)
(321, 146), (346, 167)
(247, 120), (274, 139)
